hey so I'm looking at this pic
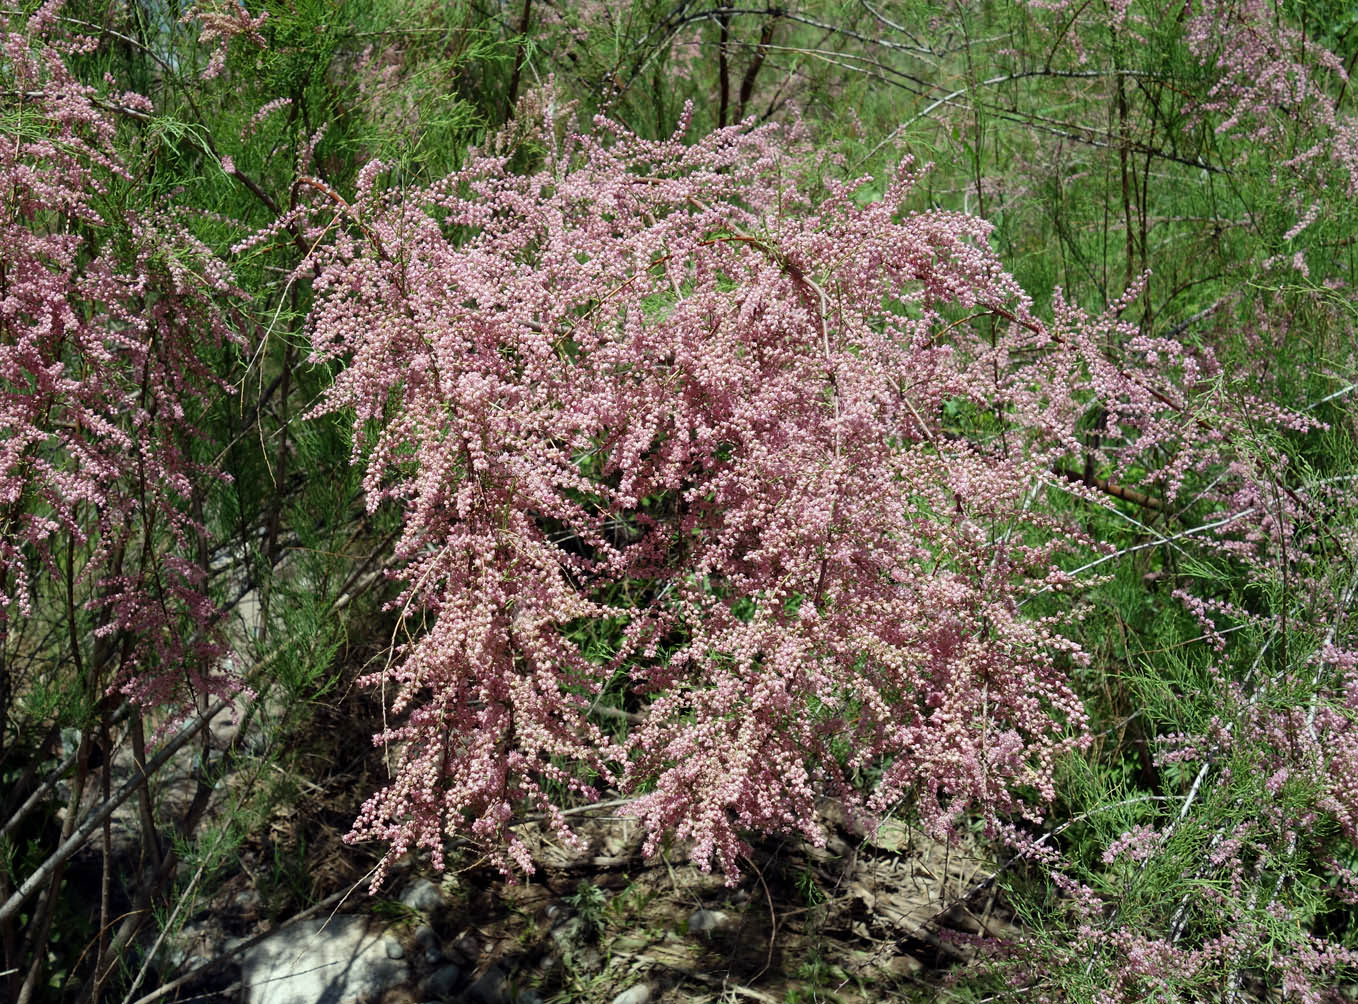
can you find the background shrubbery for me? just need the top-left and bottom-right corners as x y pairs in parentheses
(2, 1), (1356, 1001)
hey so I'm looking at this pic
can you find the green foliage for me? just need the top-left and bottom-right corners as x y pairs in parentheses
(5, 0), (1358, 1000)
(566, 881), (610, 940)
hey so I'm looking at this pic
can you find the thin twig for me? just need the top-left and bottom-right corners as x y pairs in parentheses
(0, 700), (228, 925)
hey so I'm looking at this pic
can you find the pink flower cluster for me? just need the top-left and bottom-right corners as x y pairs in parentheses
(1186, 0), (1358, 260)
(1, 13), (242, 719)
(180, 0), (269, 81)
(296, 98), (1298, 884)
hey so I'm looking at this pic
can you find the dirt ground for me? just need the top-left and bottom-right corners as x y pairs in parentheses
(184, 780), (1019, 1004)
(153, 687), (1022, 1004)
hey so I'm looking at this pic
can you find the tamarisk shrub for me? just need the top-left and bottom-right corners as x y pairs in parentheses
(0, 8), (242, 724)
(984, 559), (1358, 1000)
(1185, 0), (1358, 194)
(300, 96), (1299, 884)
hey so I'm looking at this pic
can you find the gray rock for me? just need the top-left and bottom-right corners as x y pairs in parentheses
(549, 916), (584, 952)
(400, 879), (447, 914)
(465, 965), (510, 1004)
(419, 963), (461, 1000)
(413, 924), (443, 964)
(450, 934), (479, 963)
(239, 915), (410, 1004)
(687, 908), (732, 934)
(610, 985), (652, 1004)
(386, 939), (405, 960)
(515, 993), (544, 1004)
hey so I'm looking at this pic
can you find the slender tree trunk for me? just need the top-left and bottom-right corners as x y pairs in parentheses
(717, 10), (732, 127)
(734, 14), (779, 122)
(505, 0), (534, 120)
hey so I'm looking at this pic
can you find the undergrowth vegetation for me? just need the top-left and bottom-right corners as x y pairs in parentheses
(1, 1), (1356, 1001)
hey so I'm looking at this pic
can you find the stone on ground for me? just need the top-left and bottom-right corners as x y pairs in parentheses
(239, 915), (410, 1004)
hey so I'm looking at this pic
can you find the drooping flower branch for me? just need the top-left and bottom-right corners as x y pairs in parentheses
(0, 10), (243, 721)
